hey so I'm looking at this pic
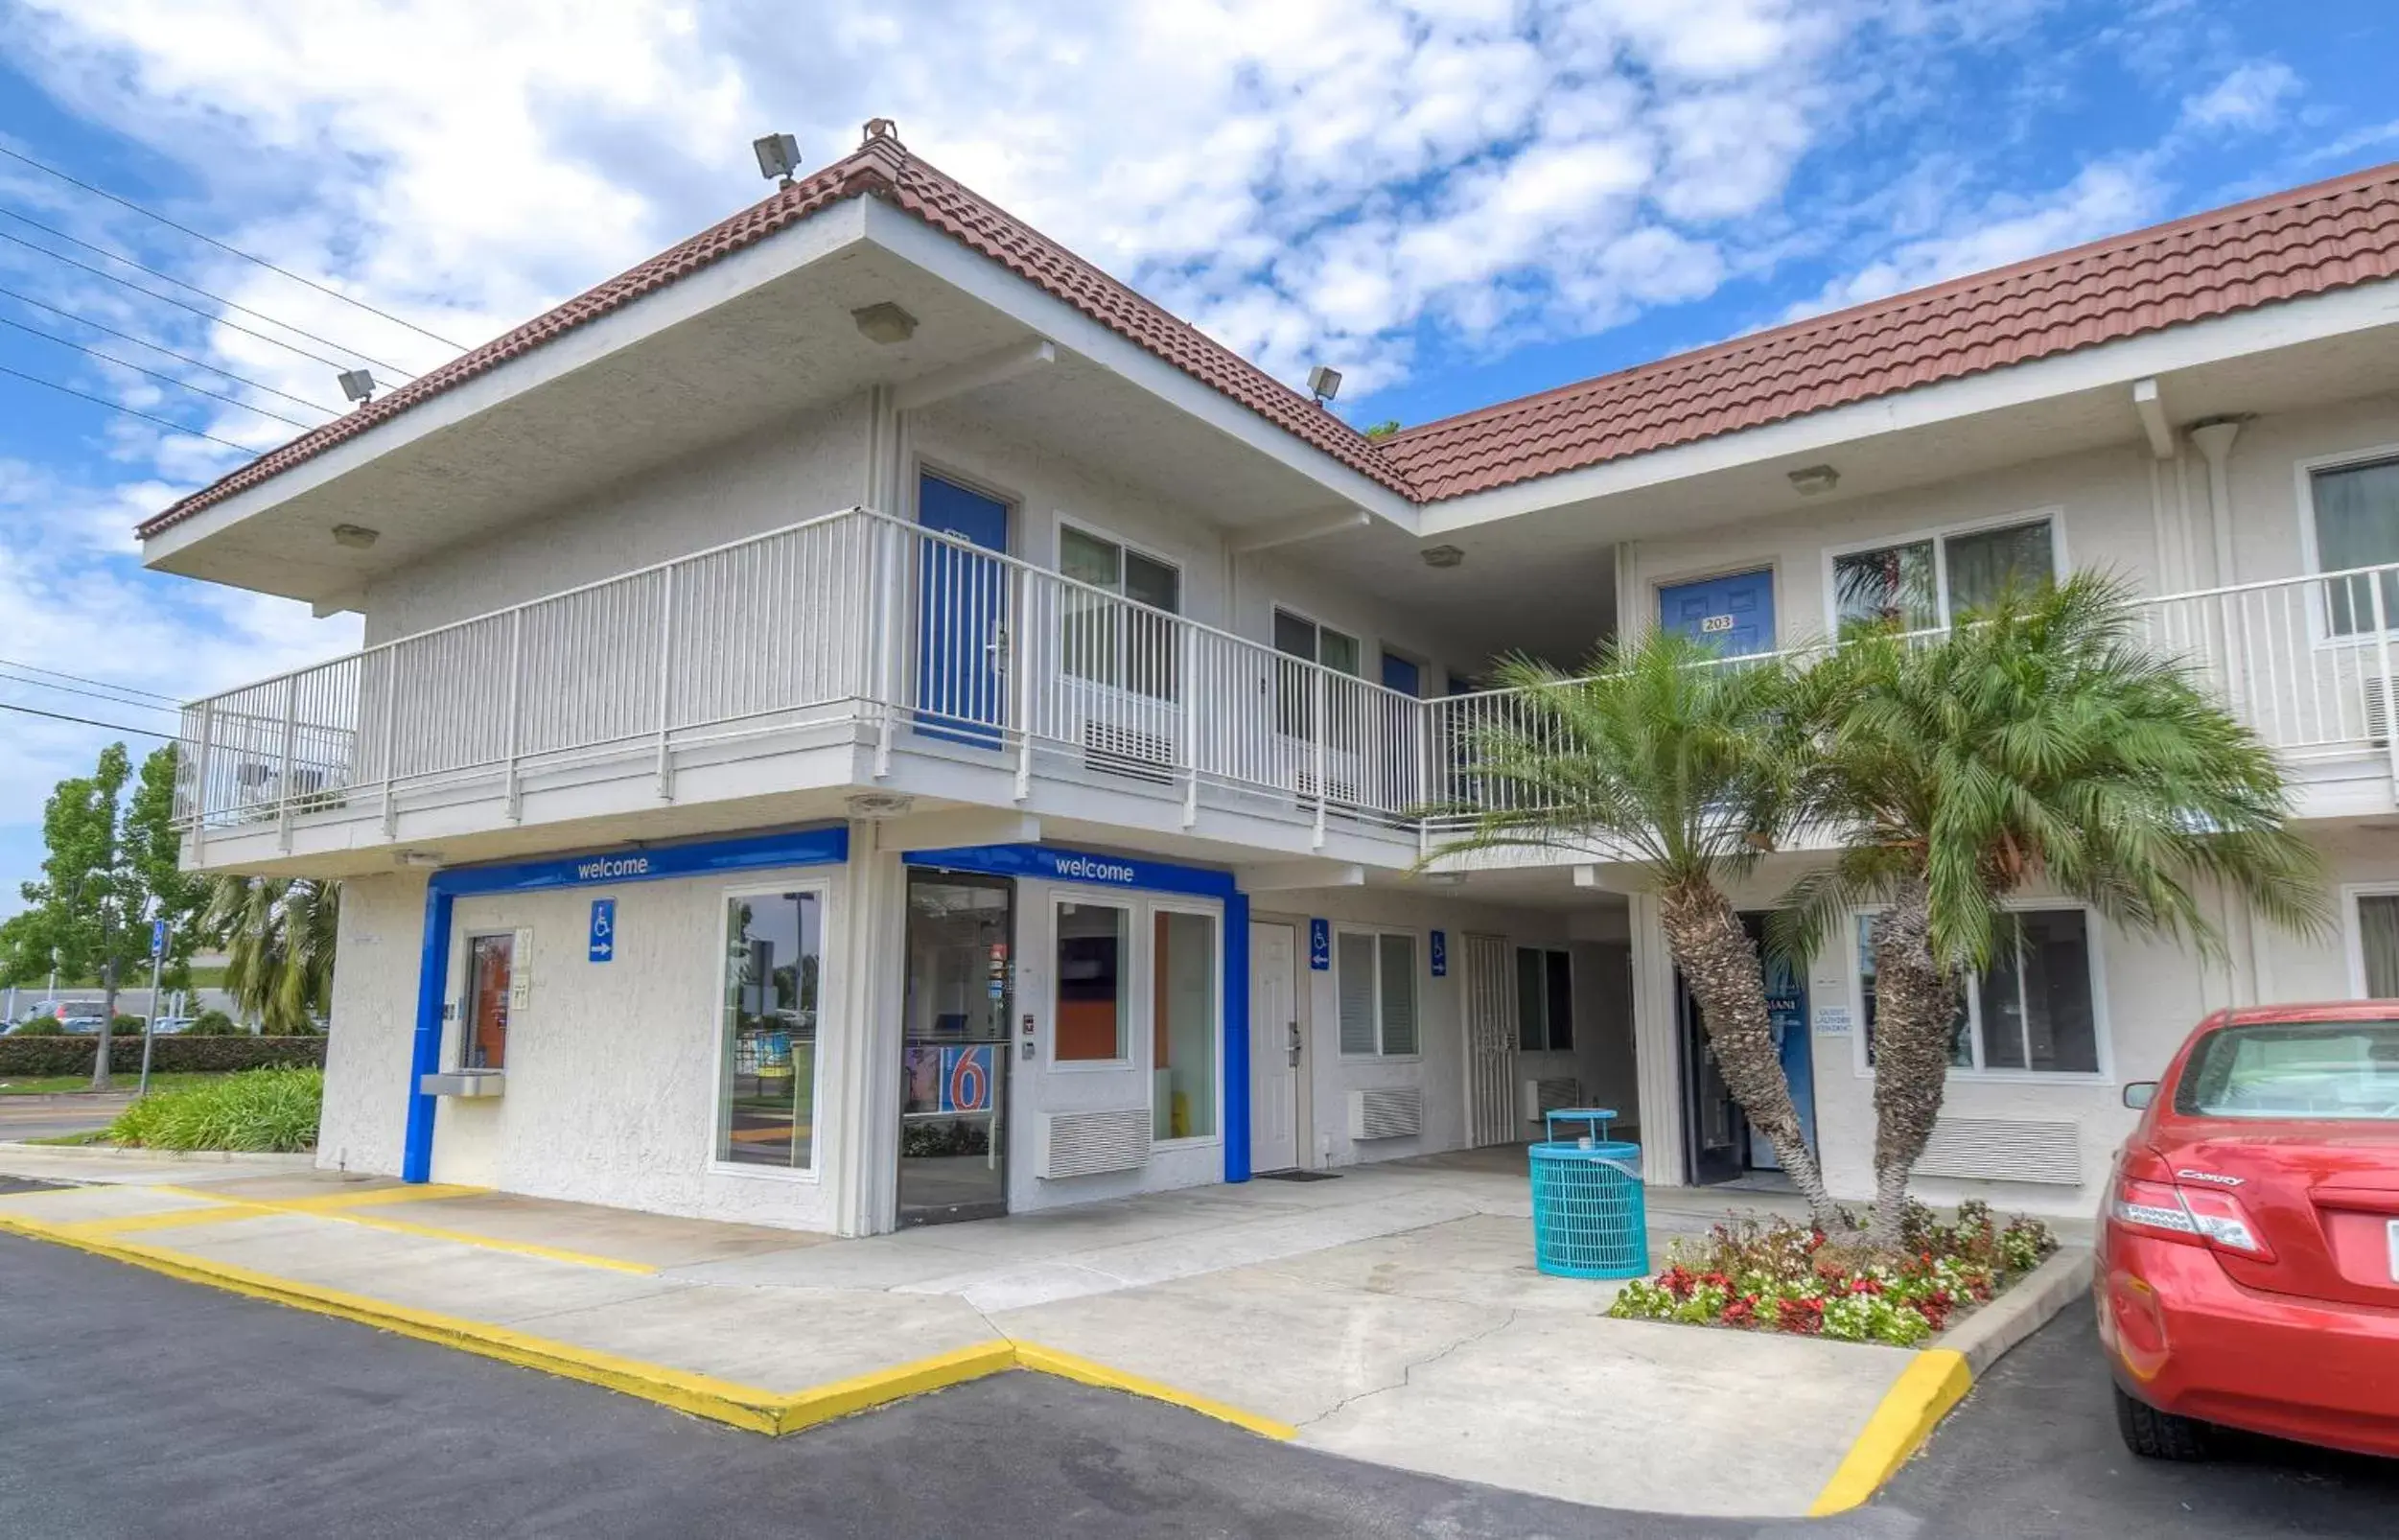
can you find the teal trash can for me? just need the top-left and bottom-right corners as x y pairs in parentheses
(1528, 1108), (1648, 1280)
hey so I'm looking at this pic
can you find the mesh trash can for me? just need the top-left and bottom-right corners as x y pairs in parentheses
(1528, 1108), (1648, 1280)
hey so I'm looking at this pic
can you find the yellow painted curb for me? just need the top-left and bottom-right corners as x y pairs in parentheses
(0, 1215), (1287, 1443)
(1808, 1347), (1974, 1515)
(140, 1184), (654, 1273)
(1014, 1342), (1298, 1440)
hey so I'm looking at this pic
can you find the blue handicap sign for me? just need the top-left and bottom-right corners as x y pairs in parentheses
(588, 898), (617, 963)
(1430, 929), (1447, 977)
(1308, 919), (1330, 971)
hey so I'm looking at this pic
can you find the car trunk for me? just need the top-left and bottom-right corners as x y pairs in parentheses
(2157, 1124), (2399, 1309)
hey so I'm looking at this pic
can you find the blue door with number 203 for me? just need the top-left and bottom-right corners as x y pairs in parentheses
(1657, 568), (1776, 658)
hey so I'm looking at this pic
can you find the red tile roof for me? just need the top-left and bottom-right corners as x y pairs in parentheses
(1379, 159), (2399, 501)
(137, 129), (1400, 539)
(139, 145), (2399, 538)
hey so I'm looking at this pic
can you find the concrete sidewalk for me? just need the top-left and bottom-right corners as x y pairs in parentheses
(0, 1155), (2006, 1519)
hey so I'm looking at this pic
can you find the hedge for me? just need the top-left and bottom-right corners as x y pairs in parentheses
(0, 1035), (327, 1078)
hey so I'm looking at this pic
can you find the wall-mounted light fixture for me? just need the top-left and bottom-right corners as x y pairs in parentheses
(331, 524), (380, 549)
(1420, 545), (1465, 569)
(851, 302), (919, 345)
(1787, 463), (1840, 496)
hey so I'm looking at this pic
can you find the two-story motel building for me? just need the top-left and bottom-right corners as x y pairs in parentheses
(139, 125), (2399, 1235)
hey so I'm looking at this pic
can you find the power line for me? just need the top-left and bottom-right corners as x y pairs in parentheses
(0, 144), (468, 352)
(0, 361), (251, 452)
(0, 227), (415, 380)
(0, 281), (338, 413)
(0, 699), (175, 740)
(0, 311), (319, 430)
(0, 657), (181, 705)
(0, 670), (184, 715)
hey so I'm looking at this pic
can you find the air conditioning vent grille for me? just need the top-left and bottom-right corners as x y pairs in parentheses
(1348, 1085), (1423, 1141)
(1914, 1116), (2083, 1186)
(1038, 1107), (1152, 1178)
(1083, 722), (1176, 783)
(1521, 1077), (1580, 1123)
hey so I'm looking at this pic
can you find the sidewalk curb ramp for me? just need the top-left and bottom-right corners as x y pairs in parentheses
(0, 1209), (1297, 1440)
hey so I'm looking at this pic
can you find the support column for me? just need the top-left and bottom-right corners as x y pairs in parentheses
(1626, 892), (1685, 1186)
(831, 821), (908, 1235)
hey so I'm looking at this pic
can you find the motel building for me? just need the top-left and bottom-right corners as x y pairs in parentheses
(140, 126), (2399, 1236)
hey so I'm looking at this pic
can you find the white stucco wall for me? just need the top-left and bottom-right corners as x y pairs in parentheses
(317, 870), (431, 1176)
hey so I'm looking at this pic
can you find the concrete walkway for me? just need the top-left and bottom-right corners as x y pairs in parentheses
(0, 1152), (1978, 1519)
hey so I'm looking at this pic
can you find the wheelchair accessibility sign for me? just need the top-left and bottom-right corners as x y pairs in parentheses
(588, 898), (617, 963)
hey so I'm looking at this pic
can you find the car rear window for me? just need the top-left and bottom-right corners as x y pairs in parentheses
(2177, 1020), (2399, 1119)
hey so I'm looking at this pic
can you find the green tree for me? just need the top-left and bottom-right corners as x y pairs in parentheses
(201, 874), (339, 1034)
(1780, 575), (2327, 1248)
(0, 743), (203, 1088)
(1428, 630), (1843, 1229)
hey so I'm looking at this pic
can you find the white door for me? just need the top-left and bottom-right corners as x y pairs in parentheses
(1461, 933), (1519, 1147)
(1248, 922), (1300, 1173)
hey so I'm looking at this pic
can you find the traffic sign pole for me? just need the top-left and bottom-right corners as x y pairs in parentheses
(139, 917), (169, 1098)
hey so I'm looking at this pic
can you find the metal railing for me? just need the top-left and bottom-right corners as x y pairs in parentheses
(173, 525), (2399, 846)
(175, 506), (1429, 842)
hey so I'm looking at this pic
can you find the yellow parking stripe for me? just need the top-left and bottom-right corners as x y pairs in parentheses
(308, 1211), (658, 1275)
(1808, 1348), (1973, 1515)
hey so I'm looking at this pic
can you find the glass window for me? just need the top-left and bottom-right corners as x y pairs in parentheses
(1273, 609), (1363, 737)
(1056, 900), (1130, 1062)
(2360, 893), (2399, 996)
(1061, 525), (1180, 696)
(464, 933), (512, 1070)
(1834, 519), (2055, 634)
(1338, 928), (1418, 1056)
(1516, 946), (1573, 1051)
(1153, 910), (1218, 1139)
(1857, 909), (2097, 1075)
(2313, 458), (2399, 636)
(1336, 931), (1379, 1055)
(2177, 1019), (2399, 1119)
(718, 891), (821, 1170)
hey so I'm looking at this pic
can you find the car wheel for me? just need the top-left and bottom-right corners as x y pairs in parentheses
(2113, 1383), (2213, 1460)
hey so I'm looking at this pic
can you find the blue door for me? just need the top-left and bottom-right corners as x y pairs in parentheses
(1751, 947), (1817, 1169)
(1657, 569), (1776, 657)
(1380, 653), (1421, 696)
(917, 475), (1011, 746)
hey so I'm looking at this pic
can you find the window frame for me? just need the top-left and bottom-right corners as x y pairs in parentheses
(1846, 901), (2113, 1084)
(1335, 923), (1422, 1061)
(2294, 445), (2399, 647)
(1514, 945), (1574, 1053)
(1054, 515), (1184, 617)
(707, 877), (833, 1182)
(1821, 508), (2068, 636)
(1054, 515), (1185, 700)
(1050, 894), (1138, 1071)
(1271, 604), (1363, 677)
(2341, 881), (2399, 998)
(457, 928), (515, 1072)
(1147, 898), (1225, 1150)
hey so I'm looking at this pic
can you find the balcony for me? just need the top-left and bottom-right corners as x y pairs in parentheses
(173, 507), (2399, 871)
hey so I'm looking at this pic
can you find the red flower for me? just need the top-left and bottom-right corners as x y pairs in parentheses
(1850, 1275), (1884, 1295)
(1662, 1266), (1698, 1300)
(1778, 1295), (1826, 1335)
(1720, 1295), (1758, 1326)
(1699, 1271), (1733, 1291)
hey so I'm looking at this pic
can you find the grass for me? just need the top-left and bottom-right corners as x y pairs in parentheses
(102, 1066), (321, 1153)
(0, 1072), (233, 1097)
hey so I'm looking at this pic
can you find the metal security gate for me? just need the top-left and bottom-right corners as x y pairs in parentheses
(1461, 933), (1518, 1147)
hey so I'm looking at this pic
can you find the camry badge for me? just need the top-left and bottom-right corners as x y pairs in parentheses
(2177, 1169), (2245, 1186)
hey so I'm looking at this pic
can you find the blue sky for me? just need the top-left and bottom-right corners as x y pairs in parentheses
(0, 0), (2392, 911)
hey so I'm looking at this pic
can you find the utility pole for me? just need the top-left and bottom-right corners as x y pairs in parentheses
(138, 916), (168, 1097)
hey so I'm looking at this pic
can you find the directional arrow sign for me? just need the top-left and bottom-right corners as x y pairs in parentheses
(588, 898), (617, 964)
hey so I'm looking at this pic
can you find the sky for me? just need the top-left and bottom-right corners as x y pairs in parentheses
(0, 0), (2392, 911)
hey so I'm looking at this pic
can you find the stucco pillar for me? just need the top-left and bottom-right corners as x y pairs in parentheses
(1626, 891), (1686, 1185)
(831, 820), (908, 1234)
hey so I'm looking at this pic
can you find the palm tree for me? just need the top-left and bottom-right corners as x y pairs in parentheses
(204, 874), (340, 1034)
(1780, 574), (2327, 1248)
(1429, 630), (1843, 1229)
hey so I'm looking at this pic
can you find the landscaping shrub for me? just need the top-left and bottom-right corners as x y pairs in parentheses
(11, 1017), (64, 1037)
(182, 1010), (244, 1036)
(0, 1034), (326, 1078)
(105, 1065), (321, 1153)
(111, 1015), (145, 1036)
(1607, 1202), (2057, 1346)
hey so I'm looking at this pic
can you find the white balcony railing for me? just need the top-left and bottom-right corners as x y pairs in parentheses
(174, 519), (2399, 851)
(175, 506), (1429, 844)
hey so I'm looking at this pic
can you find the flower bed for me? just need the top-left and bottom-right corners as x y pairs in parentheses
(1607, 1202), (2058, 1347)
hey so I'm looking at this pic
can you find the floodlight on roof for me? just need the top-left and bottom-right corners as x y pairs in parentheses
(1307, 364), (1342, 406)
(754, 132), (803, 186)
(337, 368), (375, 405)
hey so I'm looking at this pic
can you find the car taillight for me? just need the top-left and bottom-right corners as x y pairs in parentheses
(2110, 1175), (2275, 1261)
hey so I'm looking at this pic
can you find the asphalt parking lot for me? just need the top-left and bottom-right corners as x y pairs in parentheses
(1873, 1301), (2399, 1538)
(3, 1226), (2393, 1539)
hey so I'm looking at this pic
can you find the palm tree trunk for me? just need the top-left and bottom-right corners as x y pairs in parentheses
(1656, 878), (1843, 1231)
(1866, 875), (1952, 1249)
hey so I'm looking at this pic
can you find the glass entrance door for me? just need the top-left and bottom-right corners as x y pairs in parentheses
(899, 871), (1013, 1225)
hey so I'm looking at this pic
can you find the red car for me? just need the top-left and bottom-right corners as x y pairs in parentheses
(2098, 1001), (2399, 1460)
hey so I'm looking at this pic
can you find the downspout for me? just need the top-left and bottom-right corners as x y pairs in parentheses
(2189, 417), (2274, 1008)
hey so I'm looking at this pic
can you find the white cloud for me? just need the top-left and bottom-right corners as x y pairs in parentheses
(2180, 61), (2300, 132)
